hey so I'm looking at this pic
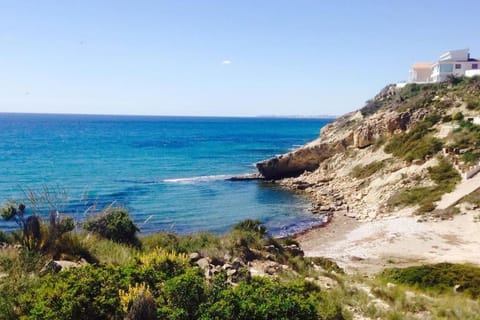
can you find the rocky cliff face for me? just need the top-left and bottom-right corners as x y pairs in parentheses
(256, 85), (433, 180)
(256, 78), (480, 220)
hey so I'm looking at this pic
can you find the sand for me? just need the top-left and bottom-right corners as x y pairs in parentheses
(296, 211), (480, 274)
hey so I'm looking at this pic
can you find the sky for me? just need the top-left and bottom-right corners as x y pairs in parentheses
(1, 0), (480, 117)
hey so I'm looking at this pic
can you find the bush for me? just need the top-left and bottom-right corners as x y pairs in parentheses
(381, 263), (480, 299)
(461, 151), (480, 164)
(452, 112), (464, 121)
(226, 220), (268, 261)
(305, 257), (344, 274)
(442, 115), (452, 123)
(427, 158), (461, 192)
(466, 99), (480, 110)
(200, 278), (335, 320)
(350, 159), (389, 179)
(159, 268), (207, 319)
(83, 207), (140, 247)
(387, 158), (460, 212)
(232, 219), (267, 236)
(385, 118), (442, 161)
(19, 265), (129, 319)
(141, 232), (221, 256)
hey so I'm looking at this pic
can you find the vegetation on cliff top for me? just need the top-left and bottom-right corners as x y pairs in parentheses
(384, 115), (442, 162)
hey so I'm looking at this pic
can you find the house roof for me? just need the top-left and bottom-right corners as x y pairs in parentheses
(412, 62), (433, 69)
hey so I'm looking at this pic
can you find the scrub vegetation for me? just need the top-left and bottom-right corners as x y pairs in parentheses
(1, 201), (479, 319)
(387, 157), (461, 213)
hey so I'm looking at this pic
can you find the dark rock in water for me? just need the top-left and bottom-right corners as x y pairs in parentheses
(227, 173), (264, 181)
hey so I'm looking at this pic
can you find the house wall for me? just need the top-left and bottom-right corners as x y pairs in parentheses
(466, 69), (480, 77)
(439, 49), (469, 61)
(411, 67), (432, 82)
(431, 61), (479, 82)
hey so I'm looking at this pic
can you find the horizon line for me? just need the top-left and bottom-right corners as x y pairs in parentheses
(0, 111), (339, 119)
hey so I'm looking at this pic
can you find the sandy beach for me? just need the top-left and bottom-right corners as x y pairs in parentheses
(296, 211), (480, 274)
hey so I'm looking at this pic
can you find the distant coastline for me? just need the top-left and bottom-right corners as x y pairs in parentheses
(0, 111), (338, 119)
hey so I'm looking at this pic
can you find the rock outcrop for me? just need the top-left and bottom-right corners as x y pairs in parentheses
(255, 79), (480, 219)
(256, 87), (433, 180)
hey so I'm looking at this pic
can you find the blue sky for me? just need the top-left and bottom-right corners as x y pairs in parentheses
(1, 0), (479, 116)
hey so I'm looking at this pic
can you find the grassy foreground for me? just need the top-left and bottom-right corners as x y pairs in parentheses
(1, 205), (480, 319)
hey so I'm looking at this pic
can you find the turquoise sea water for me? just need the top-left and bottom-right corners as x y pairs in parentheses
(0, 113), (331, 236)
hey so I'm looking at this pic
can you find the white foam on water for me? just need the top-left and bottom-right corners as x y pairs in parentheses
(163, 174), (233, 184)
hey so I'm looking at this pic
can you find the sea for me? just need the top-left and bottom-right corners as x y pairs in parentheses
(0, 113), (332, 236)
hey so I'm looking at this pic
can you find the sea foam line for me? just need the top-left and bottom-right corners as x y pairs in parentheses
(162, 174), (232, 184)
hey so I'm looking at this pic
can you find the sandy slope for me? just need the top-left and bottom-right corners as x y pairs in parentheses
(436, 173), (480, 209)
(296, 211), (480, 274)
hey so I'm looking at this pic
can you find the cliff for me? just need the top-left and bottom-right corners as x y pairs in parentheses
(256, 77), (480, 219)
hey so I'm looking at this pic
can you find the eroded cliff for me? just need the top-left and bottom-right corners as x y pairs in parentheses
(256, 77), (480, 219)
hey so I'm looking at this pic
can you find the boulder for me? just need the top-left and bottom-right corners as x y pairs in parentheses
(232, 257), (246, 269)
(40, 260), (83, 275)
(222, 263), (233, 270)
(196, 258), (210, 270)
(283, 244), (304, 257)
(189, 252), (201, 262)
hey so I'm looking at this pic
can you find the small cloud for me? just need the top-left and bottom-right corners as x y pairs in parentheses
(221, 60), (232, 65)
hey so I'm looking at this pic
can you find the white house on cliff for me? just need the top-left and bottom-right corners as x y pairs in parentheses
(408, 49), (480, 83)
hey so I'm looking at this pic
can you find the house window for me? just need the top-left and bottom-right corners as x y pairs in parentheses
(455, 64), (461, 69)
(473, 64), (478, 69)
(440, 64), (453, 72)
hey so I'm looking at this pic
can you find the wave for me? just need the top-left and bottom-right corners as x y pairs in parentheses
(288, 144), (303, 151)
(163, 174), (233, 184)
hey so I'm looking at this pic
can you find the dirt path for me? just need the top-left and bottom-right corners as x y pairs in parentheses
(436, 173), (480, 209)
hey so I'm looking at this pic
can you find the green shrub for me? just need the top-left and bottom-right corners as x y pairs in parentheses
(387, 158), (460, 212)
(466, 98), (480, 110)
(305, 257), (344, 274)
(381, 263), (480, 298)
(200, 278), (336, 320)
(442, 115), (452, 123)
(452, 112), (464, 121)
(0, 203), (42, 251)
(159, 268), (207, 319)
(448, 120), (480, 150)
(361, 99), (384, 116)
(0, 230), (12, 244)
(82, 235), (136, 265)
(417, 202), (436, 213)
(385, 118), (442, 161)
(462, 151), (480, 164)
(19, 265), (129, 319)
(428, 158), (461, 192)
(124, 289), (156, 320)
(232, 219), (267, 236)
(350, 159), (390, 179)
(141, 232), (221, 255)
(83, 207), (140, 247)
